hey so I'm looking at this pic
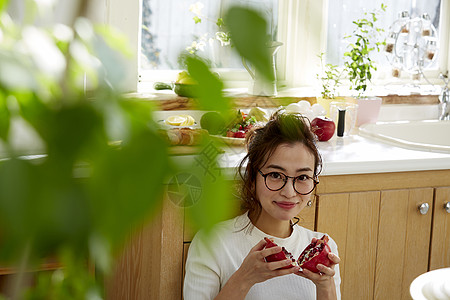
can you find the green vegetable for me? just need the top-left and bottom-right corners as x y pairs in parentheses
(153, 82), (173, 90)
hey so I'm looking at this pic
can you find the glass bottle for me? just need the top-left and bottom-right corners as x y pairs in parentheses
(426, 40), (437, 60)
(399, 11), (410, 34)
(385, 32), (396, 53)
(421, 13), (432, 36)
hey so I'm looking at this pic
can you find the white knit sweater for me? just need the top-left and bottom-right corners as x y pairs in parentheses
(184, 213), (341, 300)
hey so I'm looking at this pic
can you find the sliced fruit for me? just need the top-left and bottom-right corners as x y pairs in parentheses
(165, 115), (195, 126)
(179, 115), (195, 126)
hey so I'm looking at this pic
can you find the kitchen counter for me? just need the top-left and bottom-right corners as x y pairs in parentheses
(216, 133), (450, 178)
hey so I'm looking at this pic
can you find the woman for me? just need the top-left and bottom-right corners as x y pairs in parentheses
(184, 112), (341, 300)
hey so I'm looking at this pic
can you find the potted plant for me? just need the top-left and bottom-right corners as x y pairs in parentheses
(0, 1), (235, 298)
(316, 52), (347, 116)
(343, 4), (386, 126)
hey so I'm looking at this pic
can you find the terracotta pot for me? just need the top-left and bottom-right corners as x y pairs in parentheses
(356, 97), (382, 126)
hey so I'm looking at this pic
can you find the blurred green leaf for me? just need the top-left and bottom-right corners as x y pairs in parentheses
(0, 92), (10, 140)
(45, 102), (106, 167)
(0, 2), (276, 299)
(185, 55), (230, 114)
(224, 6), (274, 82)
(0, 159), (40, 255)
(185, 159), (234, 233)
(0, 0), (8, 14)
(24, 248), (99, 300)
(89, 128), (171, 246)
(179, 138), (235, 232)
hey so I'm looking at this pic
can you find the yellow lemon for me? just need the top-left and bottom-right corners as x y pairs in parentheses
(165, 115), (186, 126)
(180, 115), (195, 126)
(165, 115), (195, 126)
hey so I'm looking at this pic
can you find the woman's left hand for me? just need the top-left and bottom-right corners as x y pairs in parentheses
(295, 252), (340, 287)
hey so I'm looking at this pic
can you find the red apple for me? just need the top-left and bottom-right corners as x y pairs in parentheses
(311, 116), (335, 141)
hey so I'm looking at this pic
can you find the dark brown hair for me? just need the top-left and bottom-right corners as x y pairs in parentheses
(238, 111), (322, 221)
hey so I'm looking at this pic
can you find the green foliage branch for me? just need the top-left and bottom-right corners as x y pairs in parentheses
(343, 4), (386, 97)
(0, 2), (275, 299)
(317, 52), (344, 99)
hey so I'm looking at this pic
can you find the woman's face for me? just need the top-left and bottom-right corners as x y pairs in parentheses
(255, 142), (316, 224)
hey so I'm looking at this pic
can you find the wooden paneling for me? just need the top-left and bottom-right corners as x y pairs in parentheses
(317, 192), (379, 300)
(345, 192), (380, 300)
(375, 189), (433, 300)
(375, 190), (409, 300)
(316, 192), (349, 291)
(401, 188), (433, 300)
(430, 187), (450, 270)
(106, 196), (184, 300)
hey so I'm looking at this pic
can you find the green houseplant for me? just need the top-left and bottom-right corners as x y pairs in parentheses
(343, 4), (386, 126)
(315, 52), (347, 116)
(0, 2), (274, 299)
(344, 4), (386, 97)
(317, 52), (344, 100)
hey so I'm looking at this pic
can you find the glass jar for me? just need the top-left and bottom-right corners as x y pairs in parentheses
(425, 40), (437, 60)
(385, 32), (396, 53)
(399, 11), (410, 34)
(421, 13), (432, 36)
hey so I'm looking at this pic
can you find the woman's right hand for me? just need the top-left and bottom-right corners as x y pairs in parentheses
(215, 239), (300, 300)
(236, 239), (300, 286)
(215, 240), (300, 300)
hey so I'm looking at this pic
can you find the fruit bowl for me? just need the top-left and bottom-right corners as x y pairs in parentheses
(174, 83), (199, 98)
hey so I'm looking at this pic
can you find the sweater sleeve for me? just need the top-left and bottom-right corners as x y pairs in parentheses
(183, 232), (221, 300)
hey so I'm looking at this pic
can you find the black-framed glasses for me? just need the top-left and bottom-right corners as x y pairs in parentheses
(258, 169), (318, 195)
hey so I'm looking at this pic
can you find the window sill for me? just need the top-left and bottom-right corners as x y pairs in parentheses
(126, 84), (440, 111)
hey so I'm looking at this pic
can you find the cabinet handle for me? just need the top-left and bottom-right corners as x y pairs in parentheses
(418, 203), (429, 215)
(445, 202), (450, 213)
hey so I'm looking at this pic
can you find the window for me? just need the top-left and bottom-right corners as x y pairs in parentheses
(104, 0), (450, 93)
(139, 0), (278, 89)
(140, 0), (278, 71)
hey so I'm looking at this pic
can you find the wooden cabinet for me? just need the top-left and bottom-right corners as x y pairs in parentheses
(316, 170), (450, 300)
(375, 188), (433, 300)
(316, 191), (380, 299)
(430, 187), (450, 270)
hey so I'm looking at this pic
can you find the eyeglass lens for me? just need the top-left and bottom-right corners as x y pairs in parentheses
(264, 172), (315, 195)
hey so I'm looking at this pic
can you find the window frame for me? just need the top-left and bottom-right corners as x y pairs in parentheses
(105, 0), (450, 93)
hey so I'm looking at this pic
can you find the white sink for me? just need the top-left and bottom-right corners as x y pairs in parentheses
(359, 120), (450, 153)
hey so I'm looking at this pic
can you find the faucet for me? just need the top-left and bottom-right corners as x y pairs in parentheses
(439, 73), (450, 120)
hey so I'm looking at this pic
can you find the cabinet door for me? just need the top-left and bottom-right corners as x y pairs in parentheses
(316, 191), (380, 300)
(375, 188), (433, 300)
(430, 187), (450, 270)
